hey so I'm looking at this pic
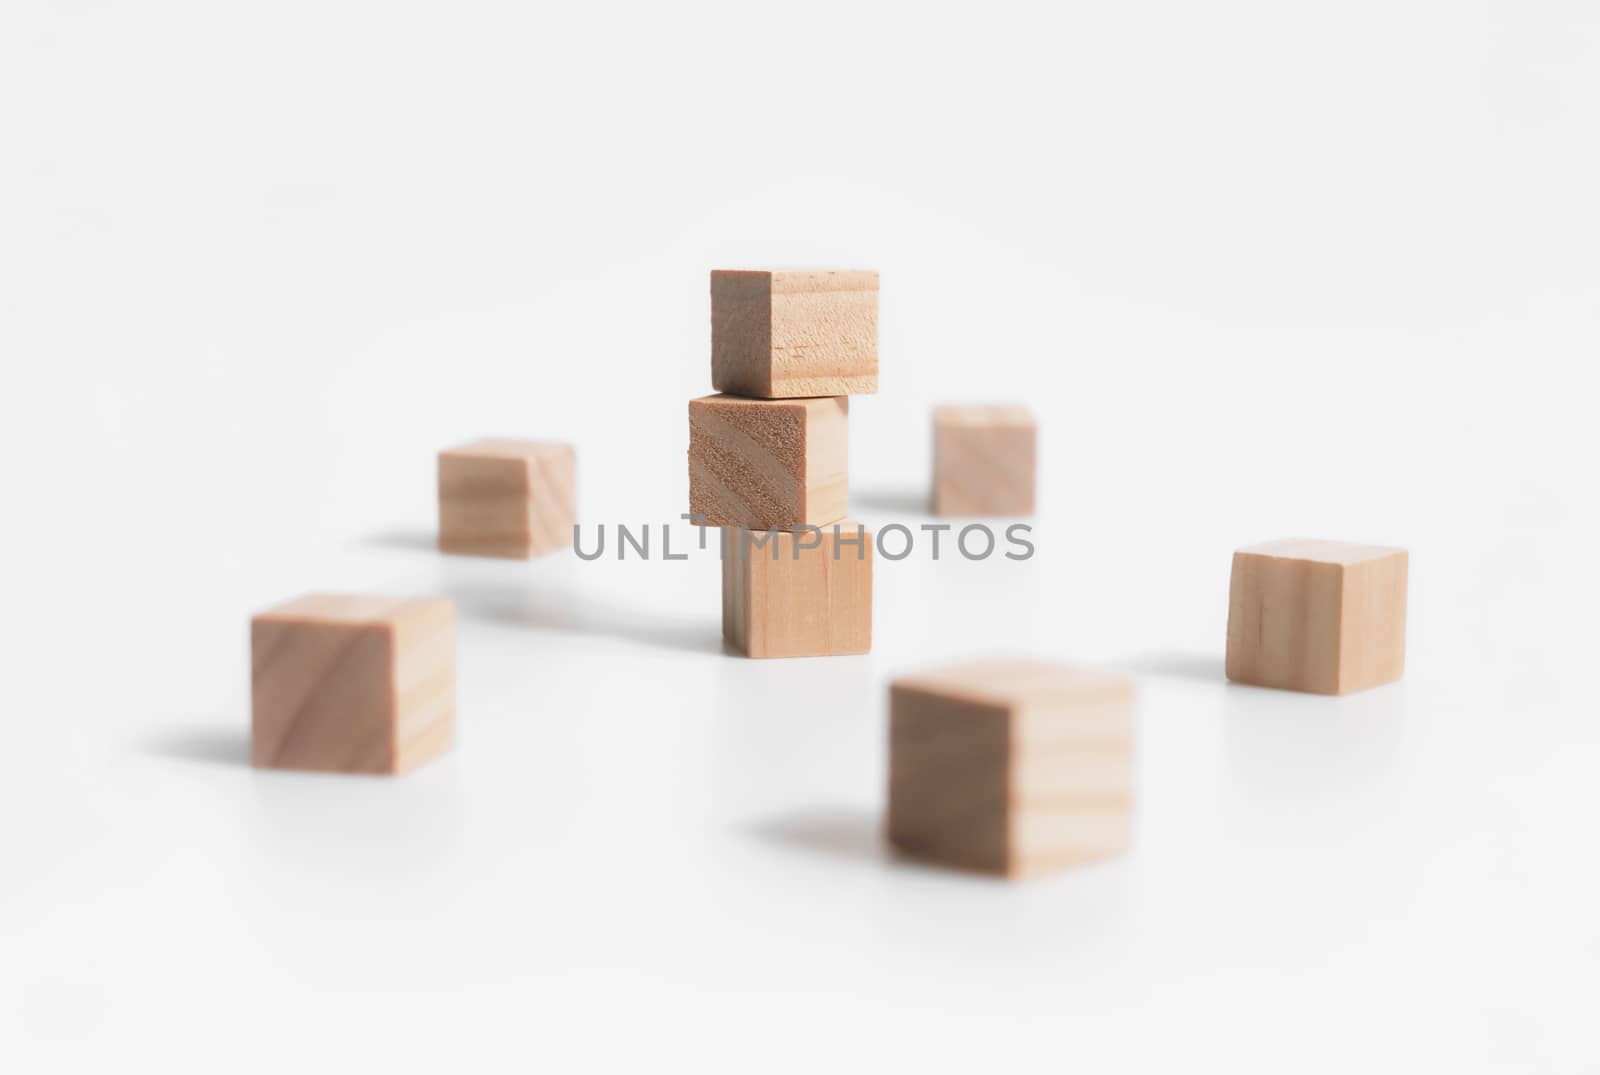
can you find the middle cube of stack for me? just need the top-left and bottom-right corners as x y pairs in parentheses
(688, 394), (848, 530)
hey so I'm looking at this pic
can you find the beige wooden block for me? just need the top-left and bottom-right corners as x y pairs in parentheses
(711, 270), (878, 398)
(932, 405), (1036, 516)
(438, 438), (575, 559)
(1226, 539), (1409, 695)
(251, 594), (455, 775)
(688, 394), (848, 529)
(721, 523), (873, 658)
(888, 660), (1135, 878)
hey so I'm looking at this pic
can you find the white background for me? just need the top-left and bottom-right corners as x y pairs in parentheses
(3, 1), (1598, 1070)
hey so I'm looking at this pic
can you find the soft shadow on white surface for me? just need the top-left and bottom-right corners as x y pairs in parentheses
(444, 580), (725, 655)
(851, 487), (932, 516)
(362, 527), (438, 554)
(750, 807), (989, 881)
(359, 527), (724, 654)
(749, 808), (887, 865)
(1109, 650), (1226, 684)
(144, 724), (251, 768)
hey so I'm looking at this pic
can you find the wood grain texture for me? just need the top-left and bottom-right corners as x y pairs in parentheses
(438, 438), (575, 559)
(251, 594), (455, 775)
(932, 405), (1036, 517)
(1225, 538), (1409, 695)
(887, 659), (1135, 879)
(688, 394), (848, 529)
(711, 270), (878, 398)
(721, 523), (872, 658)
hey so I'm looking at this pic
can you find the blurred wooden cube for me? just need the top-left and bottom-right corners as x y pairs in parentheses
(688, 394), (848, 529)
(888, 659), (1134, 878)
(1226, 539), (1408, 695)
(251, 594), (455, 775)
(438, 438), (575, 559)
(932, 405), (1036, 516)
(721, 522), (873, 658)
(711, 269), (878, 398)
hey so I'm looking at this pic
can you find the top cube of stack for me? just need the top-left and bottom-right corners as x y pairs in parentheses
(712, 270), (878, 398)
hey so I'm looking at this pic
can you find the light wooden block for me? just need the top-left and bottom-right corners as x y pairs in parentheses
(711, 270), (878, 398)
(932, 405), (1037, 516)
(688, 394), (848, 529)
(438, 438), (575, 559)
(1226, 539), (1409, 695)
(251, 594), (455, 775)
(888, 660), (1135, 878)
(721, 523), (873, 658)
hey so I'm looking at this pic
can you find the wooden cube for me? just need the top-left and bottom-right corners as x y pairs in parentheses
(1226, 539), (1409, 695)
(711, 270), (878, 398)
(888, 659), (1135, 878)
(932, 405), (1036, 516)
(721, 522), (873, 658)
(688, 394), (848, 529)
(438, 438), (575, 559)
(251, 594), (455, 775)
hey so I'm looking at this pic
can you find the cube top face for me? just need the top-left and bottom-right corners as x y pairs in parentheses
(721, 522), (873, 658)
(1236, 537), (1405, 566)
(892, 658), (1135, 711)
(888, 659), (1135, 878)
(254, 593), (450, 628)
(438, 439), (575, 559)
(688, 394), (849, 530)
(251, 594), (455, 775)
(441, 437), (572, 465)
(933, 404), (1035, 430)
(711, 269), (878, 399)
(1227, 540), (1409, 695)
(932, 405), (1037, 517)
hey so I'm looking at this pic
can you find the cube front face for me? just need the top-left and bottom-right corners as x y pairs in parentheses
(252, 619), (394, 774)
(887, 661), (1135, 878)
(887, 687), (1012, 874)
(439, 439), (575, 559)
(932, 407), (1037, 517)
(721, 524), (873, 658)
(688, 394), (848, 529)
(251, 595), (456, 776)
(711, 270), (878, 399)
(1225, 540), (1408, 695)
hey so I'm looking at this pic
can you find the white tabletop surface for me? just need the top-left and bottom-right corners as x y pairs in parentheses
(4, 2), (1598, 1070)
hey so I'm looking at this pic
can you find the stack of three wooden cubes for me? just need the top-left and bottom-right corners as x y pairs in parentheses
(688, 270), (878, 658)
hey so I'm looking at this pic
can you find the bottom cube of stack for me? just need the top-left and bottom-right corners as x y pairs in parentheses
(720, 522), (873, 658)
(887, 659), (1135, 878)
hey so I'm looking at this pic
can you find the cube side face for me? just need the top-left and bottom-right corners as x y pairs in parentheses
(688, 397), (829, 529)
(710, 271), (774, 398)
(251, 619), (396, 774)
(932, 421), (1037, 517)
(439, 452), (535, 559)
(800, 397), (850, 527)
(887, 686), (1011, 874)
(1225, 552), (1344, 693)
(766, 271), (878, 397)
(1006, 692), (1135, 878)
(723, 525), (872, 658)
(389, 600), (456, 774)
(526, 447), (577, 557)
(1336, 551), (1408, 694)
(720, 529), (753, 654)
